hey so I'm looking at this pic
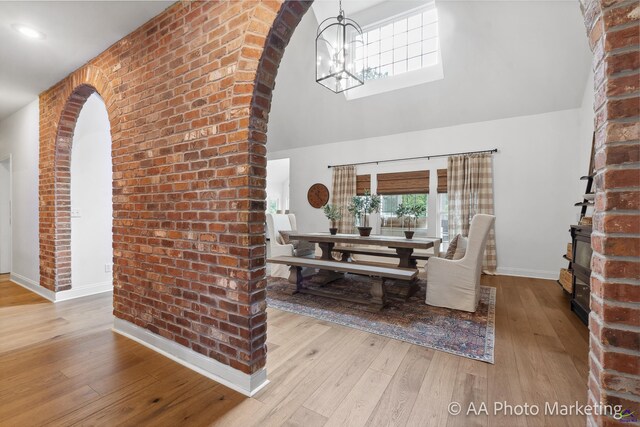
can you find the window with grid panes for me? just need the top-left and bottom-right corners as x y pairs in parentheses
(356, 6), (439, 81)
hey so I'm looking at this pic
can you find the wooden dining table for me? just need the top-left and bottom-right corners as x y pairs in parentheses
(285, 232), (441, 269)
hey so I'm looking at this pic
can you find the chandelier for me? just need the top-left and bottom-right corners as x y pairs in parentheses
(315, 0), (364, 93)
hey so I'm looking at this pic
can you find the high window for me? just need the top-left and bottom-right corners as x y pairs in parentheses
(355, 6), (439, 82)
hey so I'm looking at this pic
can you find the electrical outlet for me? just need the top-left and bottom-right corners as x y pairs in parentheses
(105, 264), (113, 273)
(71, 210), (81, 218)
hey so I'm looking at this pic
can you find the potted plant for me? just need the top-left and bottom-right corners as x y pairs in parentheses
(395, 203), (412, 239)
(323, 204), (342, 235)
(347, 191), (381, 237)
(396, 202), (426, 239)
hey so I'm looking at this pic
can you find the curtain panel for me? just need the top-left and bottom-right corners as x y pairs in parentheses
(331, 165), (356, 233)
(447, 154), (497, 273)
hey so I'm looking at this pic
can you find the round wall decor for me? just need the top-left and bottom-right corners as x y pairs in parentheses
(307, 183), (329, 208)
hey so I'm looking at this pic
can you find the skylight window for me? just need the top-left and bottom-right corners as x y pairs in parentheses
(356, 7), (439, 82)
(344, 3), (443, 100)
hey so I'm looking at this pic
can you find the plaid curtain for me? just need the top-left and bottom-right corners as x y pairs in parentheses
(447, 153), (497, 273)
(331, 165), (356, 233)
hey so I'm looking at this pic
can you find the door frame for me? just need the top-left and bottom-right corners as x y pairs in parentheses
(0, 153), (12, 274)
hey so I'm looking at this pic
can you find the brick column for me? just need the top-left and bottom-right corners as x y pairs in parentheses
(581, 0), (640, 425)
(242, 0), (313, 373)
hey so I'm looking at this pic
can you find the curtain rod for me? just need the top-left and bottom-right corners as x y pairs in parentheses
(327, 148), (498, 169)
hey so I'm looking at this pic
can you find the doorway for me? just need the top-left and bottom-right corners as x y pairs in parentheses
(69, 93), (113, 295)
(266, 158), (290, 215)
(0, 155), (11, 274)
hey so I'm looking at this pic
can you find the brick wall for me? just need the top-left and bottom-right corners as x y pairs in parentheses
(39, 0), (310, 377)
(580, 0), (640, 425)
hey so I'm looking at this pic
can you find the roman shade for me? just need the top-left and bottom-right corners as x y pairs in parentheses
(356, 174), (371, 195)
(437, 169), (447, 193)
(376, 170), (429, 195)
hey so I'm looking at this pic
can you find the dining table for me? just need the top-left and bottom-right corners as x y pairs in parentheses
(285, 232), (441, 269)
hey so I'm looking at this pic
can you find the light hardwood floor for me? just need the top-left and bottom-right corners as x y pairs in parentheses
(0, 275), (589, 426)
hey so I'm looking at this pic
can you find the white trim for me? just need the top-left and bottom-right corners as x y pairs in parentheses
(10, 272), (55, 301)
(496, 267), (558, 280)
(112, 318), (269, 397)
(0, 154), (12, 275)
(345, 57), (444, 100)
(8, 274), (113, 302)
(56, 281), (112, 301)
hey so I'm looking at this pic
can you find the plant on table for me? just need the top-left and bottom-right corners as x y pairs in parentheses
(396, 201), (426, 239)
(322, 204), (342, 235)
(347, 191), (381, 237)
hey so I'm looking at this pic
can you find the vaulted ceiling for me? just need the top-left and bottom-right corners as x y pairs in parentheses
(268, 1), (593, 152)
(0, 0), (592, 142)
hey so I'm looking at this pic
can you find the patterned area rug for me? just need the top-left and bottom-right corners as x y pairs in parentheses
(267, 274), (496, 363)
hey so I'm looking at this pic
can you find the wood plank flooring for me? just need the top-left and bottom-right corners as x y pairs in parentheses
(0, 275), (589, 426)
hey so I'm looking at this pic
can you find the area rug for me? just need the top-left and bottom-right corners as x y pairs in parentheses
(267, 275), (496, 363)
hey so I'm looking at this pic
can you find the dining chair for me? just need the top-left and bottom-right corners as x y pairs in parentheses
(425, 214), (495, 312)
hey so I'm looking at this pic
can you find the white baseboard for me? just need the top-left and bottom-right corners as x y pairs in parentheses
(10, 272), (56, 301)
(56, 281), (112, 302)
(496, 267), (558, 280)
(9, 273), (112, 302)
(112, 318), (269, 397)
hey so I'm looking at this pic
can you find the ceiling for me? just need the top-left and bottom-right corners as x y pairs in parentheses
(311, 0), (388, 22)
(267, 0), (593, 152)
(0, 1), (173, 121)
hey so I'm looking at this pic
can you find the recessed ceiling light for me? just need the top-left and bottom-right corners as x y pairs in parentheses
(12, 24), (45, 40)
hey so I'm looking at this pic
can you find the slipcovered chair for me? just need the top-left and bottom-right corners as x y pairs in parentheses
(266, 213), (314, 278)
(425, 214), (495, 312)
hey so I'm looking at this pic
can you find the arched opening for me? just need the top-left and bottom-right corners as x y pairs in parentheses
(39, 65), (120, 296)
(70, 93), (113, 296)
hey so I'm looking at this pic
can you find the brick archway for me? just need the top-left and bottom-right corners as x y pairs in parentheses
(39, 65), (120, 292)
(234, 0), (314, 374)
(247, 0), (638, 422)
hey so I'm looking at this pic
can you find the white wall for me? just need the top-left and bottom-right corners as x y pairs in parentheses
(266, 158), (290, 212)
(0, 99), (40, 285)
(70, 94), (113, 294)
(269, 108), (586, 279)
(572, 68), (596, 222)
(578, 70), (595, 181)
(0, 158), (11, 273)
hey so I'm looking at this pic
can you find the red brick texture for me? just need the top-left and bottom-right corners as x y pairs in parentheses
(581, 0), (640, 425)
(38, 0), (311, 376)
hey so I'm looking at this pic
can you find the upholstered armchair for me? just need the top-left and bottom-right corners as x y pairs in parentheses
(425, 214), (495, 312)
(266, 213), (315, 278)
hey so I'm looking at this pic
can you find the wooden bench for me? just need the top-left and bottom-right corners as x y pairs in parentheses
(268, 256), (418, 310)
(333, 245), (433, 261)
